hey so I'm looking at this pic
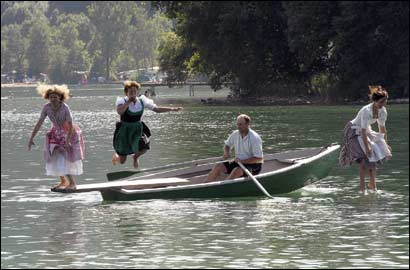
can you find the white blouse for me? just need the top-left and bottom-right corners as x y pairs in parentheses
(350, 103), (387, 130)
(115, 95), (157, 112)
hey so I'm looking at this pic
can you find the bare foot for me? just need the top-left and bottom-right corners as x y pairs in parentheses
(51, 182), (70, 192)
(133, 155), (139, 168)
(112, 153), (120, 165)
(64, 184), (77, 193)
(51, 178), (69, 190)
(111, 153), (120, 165)
(367, 183), (377, 190)
(51, 184), (64, 191)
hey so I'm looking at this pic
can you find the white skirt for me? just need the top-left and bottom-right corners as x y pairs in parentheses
(358, 130), (392, 162)
(45, 149), (83, 176)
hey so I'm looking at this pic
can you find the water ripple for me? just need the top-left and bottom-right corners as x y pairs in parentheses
(1, 88), (408, 268)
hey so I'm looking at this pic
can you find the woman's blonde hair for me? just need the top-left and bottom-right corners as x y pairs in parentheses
(37, 84), (70, 101)
(123, 80), (141, 94)
(368, 85), (389, 101)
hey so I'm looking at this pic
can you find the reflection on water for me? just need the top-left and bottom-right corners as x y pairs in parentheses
(1, 85), (409, 268)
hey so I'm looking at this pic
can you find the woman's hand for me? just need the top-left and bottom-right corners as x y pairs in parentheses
(366, 145), (372, 157)
(387, 144), (392, 153)
(28, 139), (35, 151)
(64, 140), (72, 149)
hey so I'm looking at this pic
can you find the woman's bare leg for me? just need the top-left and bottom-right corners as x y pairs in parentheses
(65, 175), (77, 190)
(368, 168), (377, 190)
(133, 149), (147, 168)
(359, 162), (367, 192)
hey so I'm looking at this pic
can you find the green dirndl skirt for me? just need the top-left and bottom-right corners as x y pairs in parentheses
(113, 121), (142, 156)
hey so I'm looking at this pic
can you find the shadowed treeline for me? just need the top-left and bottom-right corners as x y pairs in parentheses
(154, 1), (409, 101)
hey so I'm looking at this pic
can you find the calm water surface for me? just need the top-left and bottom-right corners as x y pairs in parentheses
(1, 85), (409, 268)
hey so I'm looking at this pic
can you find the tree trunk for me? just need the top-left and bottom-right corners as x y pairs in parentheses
(144, 58), (148, 70)
(106, 55), (110, 80)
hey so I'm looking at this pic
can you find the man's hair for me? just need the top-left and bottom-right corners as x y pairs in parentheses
(237, 114), (251, 124)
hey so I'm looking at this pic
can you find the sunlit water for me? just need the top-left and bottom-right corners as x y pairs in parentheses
(1, 85), (409, 268)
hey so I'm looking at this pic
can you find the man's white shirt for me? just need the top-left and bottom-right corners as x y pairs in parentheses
(224, 128), (263, 162)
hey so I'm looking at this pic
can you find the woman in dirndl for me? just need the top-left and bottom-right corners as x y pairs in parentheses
(28, 85), (85, 192)
(339, 85), (392, 192)
(112, 81), (183, 168)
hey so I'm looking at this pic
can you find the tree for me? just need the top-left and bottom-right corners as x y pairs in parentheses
(283, 2), (338, 93)
(332, 1), (409, 99)
(120, 4), (172, 71)
(156, 1), (409, 100)
(1, 1), (49, 26)
(155, 1), (301, 96)
(87, 1), (131, 80)
(1, 24), (28, 74)
(26, 16), (51, 77)
(158, 31), (191, 83)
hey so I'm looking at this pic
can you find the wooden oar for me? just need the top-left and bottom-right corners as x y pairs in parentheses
(237, 161), (274, 199)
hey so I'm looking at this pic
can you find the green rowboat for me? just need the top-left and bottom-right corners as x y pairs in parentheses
(96, 144), (340, 201)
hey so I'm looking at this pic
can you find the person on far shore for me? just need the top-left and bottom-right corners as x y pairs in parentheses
(339, 85), (392, 192)
(112, 80), (183, 168)
(28, 85), (85, 192)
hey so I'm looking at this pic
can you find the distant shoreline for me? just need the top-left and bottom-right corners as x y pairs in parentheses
(1, 83), (40, 88)
(154, 96), (409, 106)
(0, 82), (121, 88)
(2, 83), (408, 106)
(230, 97), (409, 106)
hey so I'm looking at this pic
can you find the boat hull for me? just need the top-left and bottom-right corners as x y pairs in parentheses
(101, 145), (339, 201)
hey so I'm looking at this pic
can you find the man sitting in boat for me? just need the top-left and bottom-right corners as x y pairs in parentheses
(205, 114), (263, 182)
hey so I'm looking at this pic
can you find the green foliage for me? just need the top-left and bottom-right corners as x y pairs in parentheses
(48, 45), (69, 83)
(283, 1), (337, 76)
(26, 16), (51, 76)
(1, 1), (407, 102)
(1, 1), (172, 83)
(156, 1), (304, 96)
(1, 1), (49, 25)
(157, 31), (191, 83)
(1, 24), (28, 73)
(155, 1), (409, 100)
(87, 1), (131, 79)
(310, 72), (337, 101)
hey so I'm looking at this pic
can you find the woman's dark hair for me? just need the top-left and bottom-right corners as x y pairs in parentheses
(368, 85), (389, 101)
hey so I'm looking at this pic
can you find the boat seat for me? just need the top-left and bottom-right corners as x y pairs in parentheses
(273, 158), (296, 164)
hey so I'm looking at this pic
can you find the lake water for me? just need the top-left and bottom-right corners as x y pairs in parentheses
(1, 85), (409, 268)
